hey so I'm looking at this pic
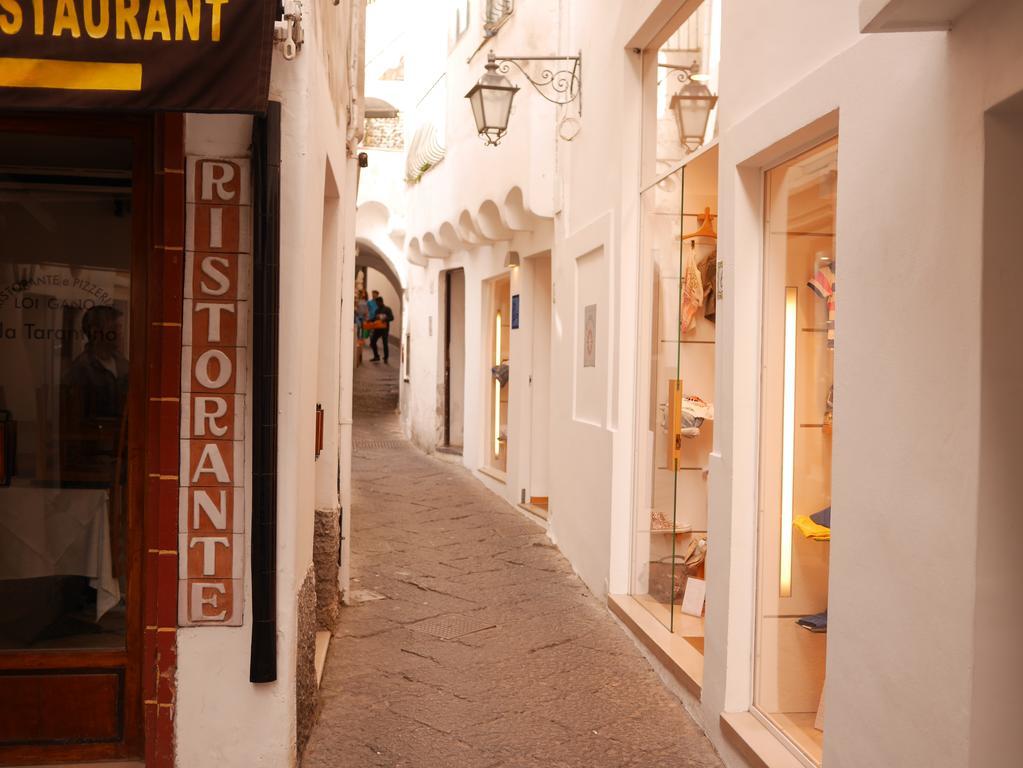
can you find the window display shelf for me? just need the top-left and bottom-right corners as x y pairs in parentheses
(649, 526), (694, 534)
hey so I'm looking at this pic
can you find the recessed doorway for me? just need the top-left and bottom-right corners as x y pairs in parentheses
(442, 268), (466, 452)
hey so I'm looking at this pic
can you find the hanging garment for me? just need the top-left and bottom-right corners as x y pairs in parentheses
(808, 264), (836, 350)
(823, 384), (834, 435)
(681, 241), (703, 333)
(491, 364), (509, 387)
(698, 252), (717, 322)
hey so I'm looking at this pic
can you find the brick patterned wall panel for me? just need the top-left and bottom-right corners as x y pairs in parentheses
(178, 157), (250, 628)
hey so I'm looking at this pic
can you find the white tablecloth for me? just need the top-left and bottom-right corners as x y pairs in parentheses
(0, 487), (120, 620)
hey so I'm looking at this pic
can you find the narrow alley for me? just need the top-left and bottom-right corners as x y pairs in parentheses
(1, 2), (1020, 767)
(302, 362), (723, 768)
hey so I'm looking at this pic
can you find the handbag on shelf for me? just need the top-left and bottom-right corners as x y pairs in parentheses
(648, 537), (707, 604)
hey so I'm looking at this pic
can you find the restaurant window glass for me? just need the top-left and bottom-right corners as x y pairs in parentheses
(0, 133), (134, 652)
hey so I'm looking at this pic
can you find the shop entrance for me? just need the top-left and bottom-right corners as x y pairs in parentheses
(0, 117), (150, 764)
(484, 274), (511, 475)
(442, 268), (465, 452)
(525, 254), (551, 515)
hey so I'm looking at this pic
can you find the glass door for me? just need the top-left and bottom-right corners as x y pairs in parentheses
(0, 120), (146, 763)
(632, 145), (718, 645)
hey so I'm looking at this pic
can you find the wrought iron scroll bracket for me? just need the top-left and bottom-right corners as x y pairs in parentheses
(657, 61), (699, 87)
(493, 53), (583, 116)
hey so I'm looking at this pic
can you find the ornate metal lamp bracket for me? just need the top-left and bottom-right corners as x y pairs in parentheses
(658, 61), (700, 87)
(492, 53), (583, 116)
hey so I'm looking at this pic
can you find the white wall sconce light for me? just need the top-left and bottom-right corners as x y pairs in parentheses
(504, 250), (521, 269)
(661, 64), (718, 153)
(466, 50), (582, 146)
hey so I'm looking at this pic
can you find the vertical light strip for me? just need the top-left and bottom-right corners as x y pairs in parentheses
(494, 311), (503, 457)
(780, 286), (798, 597)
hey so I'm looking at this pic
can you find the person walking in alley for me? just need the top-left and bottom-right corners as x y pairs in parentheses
(370, 295), (393, 363)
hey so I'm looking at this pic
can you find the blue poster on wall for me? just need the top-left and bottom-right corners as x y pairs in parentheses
(512, 294), (520, 329)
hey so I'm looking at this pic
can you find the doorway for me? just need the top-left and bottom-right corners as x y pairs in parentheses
(0, 117), (152, 763)
(525, 254), (551, 517)
(442, 268), (465, 452)
(484, 274), (511, 475)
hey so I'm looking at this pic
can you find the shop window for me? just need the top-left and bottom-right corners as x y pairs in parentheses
(631, 146), (718, 654)
(627, 0), (720, 680)
(486, 275), (511, 474)
(754, 136), (839, 766)
(0, 132), (134, 652)
(449, 0), (470, 51)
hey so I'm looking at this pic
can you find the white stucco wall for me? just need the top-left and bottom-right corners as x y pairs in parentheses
(396, 1), (1021, 767)
(703, 2), (1023, 768)
(175, 2), (361, 765)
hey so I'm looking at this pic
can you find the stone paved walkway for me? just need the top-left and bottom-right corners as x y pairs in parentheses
(302, 359), (723, 768)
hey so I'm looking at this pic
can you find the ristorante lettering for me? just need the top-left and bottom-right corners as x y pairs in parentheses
(0, 0), (274, 112)
(178, 156), (250, 627)
(0, 0), (231, 42)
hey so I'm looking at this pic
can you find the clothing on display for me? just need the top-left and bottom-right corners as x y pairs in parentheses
(681, 241), (704, 333)
(491, 364), (509, 387)
(698, 255), (717, 322)
(823, 385), (834, 435)
(797, 610), (828, 633)
(681, 239), (718, 333)
(810, 506), (831, 529)
(680, 394), (713, 438)
(794, 515), (831, 541)
(808, 259), (836, 349)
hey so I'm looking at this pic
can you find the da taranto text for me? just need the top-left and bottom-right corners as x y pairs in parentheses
(0, 0), (232, 42)
(0, 321), (107, 341)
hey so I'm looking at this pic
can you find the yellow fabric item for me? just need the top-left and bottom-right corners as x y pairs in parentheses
(794, 515), (831, 541)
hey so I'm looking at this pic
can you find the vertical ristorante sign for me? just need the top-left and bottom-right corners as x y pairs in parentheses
(179, 157), (250, 627)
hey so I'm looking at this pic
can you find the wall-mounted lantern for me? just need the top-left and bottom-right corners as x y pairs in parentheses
(466, 50), (582, 146)
(661, 64), (717, 153)
(465, 53), (520, 147)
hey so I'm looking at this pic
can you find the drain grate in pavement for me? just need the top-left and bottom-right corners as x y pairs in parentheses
(354, 440), (407, 450)
(409, 614), (496, 640)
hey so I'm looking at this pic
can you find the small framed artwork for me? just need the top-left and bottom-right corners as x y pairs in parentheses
(583, 304), (597, 368)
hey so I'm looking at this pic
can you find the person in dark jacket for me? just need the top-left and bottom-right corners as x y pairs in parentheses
(370, 296), (394, 363)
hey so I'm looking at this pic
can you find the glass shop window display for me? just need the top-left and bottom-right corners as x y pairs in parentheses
(631, 0), (720, 664)
(754, 136), (839, 766)
(632, 143), (719, 649)
(0, 133), (134, 652)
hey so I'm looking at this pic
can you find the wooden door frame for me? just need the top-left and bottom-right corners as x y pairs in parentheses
(0, 112), (183, 768)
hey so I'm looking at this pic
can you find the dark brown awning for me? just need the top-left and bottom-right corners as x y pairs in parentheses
(0, 1), (276, 113)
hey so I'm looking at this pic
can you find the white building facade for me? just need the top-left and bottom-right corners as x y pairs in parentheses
(395, 1), (1022, 767)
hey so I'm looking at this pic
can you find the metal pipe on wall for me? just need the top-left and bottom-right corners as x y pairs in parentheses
(250, 101), (282, 684)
